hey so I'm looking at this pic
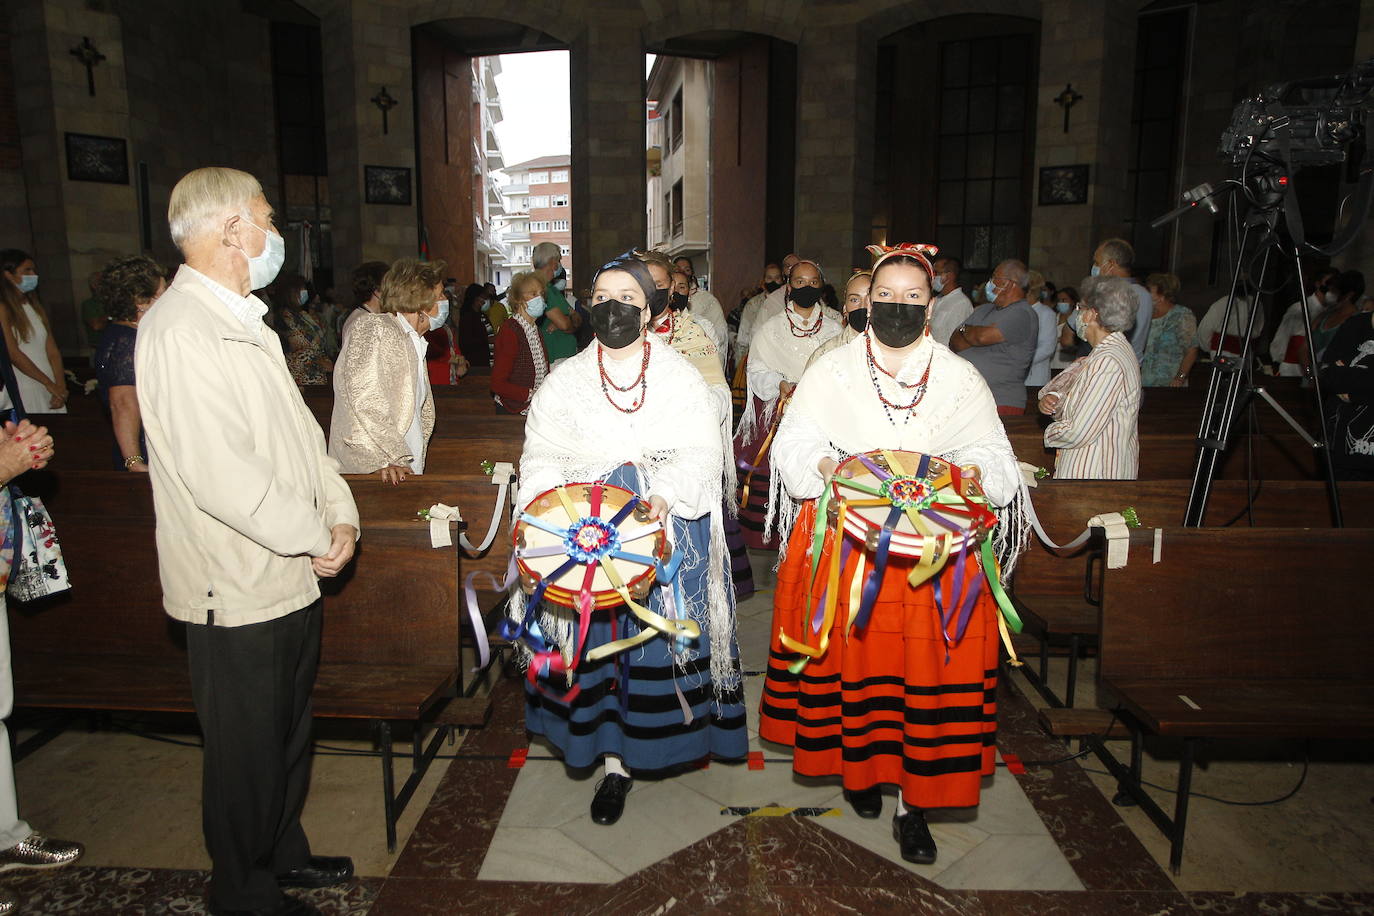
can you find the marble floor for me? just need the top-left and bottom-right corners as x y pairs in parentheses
(4, 549), (1373, 914)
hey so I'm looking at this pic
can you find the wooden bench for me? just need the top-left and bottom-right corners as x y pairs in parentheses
(1042, 525), (1374, 872)
(1011, 480), (1374, 708)
(9, 470), (519, 850)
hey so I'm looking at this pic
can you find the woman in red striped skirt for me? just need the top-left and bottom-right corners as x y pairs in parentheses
(757, 244), (1024, 864)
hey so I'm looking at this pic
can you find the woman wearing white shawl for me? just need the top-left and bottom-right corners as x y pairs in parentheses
(758, 244), (1022, 867)
(734, 258), (842, 548)
(804, 270), (872, 373)
(514, 255), (746, 827)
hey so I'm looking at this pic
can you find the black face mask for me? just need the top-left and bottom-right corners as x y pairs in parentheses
(669, 291), (689, 311)
(764, 280), (782, 293)
(869, 301), (926, 348)
(846, 307), (868, 332)
(589, 299), (644, 349)
(790, 285), (823, 309)
(648, 287), (670, 318)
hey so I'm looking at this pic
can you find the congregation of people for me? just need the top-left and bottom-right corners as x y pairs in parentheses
(0, 156), (1369, 916)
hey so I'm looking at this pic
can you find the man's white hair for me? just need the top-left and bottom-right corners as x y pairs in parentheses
(168, 167), (263, 253)
(531, 241), (562, 271)
(996, 258), (1030, 291)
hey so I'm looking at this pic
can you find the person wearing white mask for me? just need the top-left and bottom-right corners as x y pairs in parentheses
(926, 255), (973, 346)
(1271, 268), (1336, 377)
(0, 249), (68, 413)
(329, 258), (443, 481)
(1088, 238), (1151, 360)
(137, 167), (360, 916)
(490, 271), (551, 415)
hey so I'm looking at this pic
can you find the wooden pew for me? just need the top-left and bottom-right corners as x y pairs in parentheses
(8, 470), (518, 851)
(1047, 526), (1374, 872)
(1010, 479), (1373, 708)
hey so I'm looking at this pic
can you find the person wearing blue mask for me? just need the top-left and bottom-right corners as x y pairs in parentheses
(272, 274), (333, 385)
(139, 167), (360, 916)
(490, 271), (551, 415)
(949, 259), (1039, 414)
(0, 249), (68, 413)
(927, 255), (973, 346)
(532, 241), (580, 363)
(1089, 238), (1150, 361)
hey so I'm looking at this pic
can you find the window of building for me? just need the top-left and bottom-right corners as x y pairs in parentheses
(662, 192), (671, 240)
(934, 34), (1034, 275)
(551, 169), (569, 182)
(559, 245), (571, 256)
(531, 220), (550, 232)
(552, 219), (569, 232)
(530, 195), (549, 208)
(529, 172), (549, 185)
(671, 89), (684, 150)
(1127, 8), (1191, 273)
(552, 194), (569, 208)
(671, 180), (684, 237)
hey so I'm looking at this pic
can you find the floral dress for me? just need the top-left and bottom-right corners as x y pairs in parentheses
(279, 308), (332, 386)
(1140, 305), (1197, 387)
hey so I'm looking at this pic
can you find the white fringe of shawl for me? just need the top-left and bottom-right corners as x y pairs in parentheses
(505, 451), (740, 698)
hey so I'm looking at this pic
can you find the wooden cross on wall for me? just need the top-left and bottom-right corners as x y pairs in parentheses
(1054, 83), (1084, 134)
(70, 36), (106, 97)
(371, 86), (398, 136)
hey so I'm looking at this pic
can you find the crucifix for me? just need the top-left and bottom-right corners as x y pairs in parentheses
(70, 37), (106, 97)
(371, 86), (398, 136)
(1053, 83), (1084, 134)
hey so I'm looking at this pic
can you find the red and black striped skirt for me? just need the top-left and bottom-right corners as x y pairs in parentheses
(759, 500), (998, 810)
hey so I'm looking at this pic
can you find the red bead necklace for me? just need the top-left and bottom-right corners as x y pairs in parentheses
(598, 339), (651, 413)
(654, 311), (678, 345)
(785, 303), (823, 338)
(865, 334), (932, 422)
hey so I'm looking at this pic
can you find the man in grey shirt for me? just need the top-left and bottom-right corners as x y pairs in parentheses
(949, 259), (1039, 413)
(1090, 238), (1149, 360)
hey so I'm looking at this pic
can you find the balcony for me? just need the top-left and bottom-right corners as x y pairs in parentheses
(503, 183), (529, 197)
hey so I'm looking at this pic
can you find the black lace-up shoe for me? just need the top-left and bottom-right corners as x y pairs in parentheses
(843, 786), (883, 819)
(892, 809), (937, 864)
(590, 774), (632, 825)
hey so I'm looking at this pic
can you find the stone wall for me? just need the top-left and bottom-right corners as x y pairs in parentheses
(0, 1), (33, 256)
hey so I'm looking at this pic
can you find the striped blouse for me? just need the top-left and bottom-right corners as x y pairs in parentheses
(1039, 331), (1141, 479)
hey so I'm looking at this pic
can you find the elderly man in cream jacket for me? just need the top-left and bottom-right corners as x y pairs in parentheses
(136, 167), (359, 916)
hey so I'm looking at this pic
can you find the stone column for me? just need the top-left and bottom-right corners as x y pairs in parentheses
(10, 0), (138, 351)
(792, 23), (874, 275)
(318, 0), (418, 277)
(569, 13), (646, 284)
(1028, 0), (1138, 284)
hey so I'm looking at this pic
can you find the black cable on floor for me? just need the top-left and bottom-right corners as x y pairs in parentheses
(1080, 753), (1309, 807)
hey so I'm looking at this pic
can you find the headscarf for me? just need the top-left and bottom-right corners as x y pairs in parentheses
(595, 252), (657, 302)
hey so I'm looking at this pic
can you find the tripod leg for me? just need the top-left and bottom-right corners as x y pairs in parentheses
(1291, 250), (1344, 527)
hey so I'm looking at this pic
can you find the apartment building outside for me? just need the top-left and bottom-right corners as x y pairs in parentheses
(646, 56), (712, 288)
(498, 153), (573, 286)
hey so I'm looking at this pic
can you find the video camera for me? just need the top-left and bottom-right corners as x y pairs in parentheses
(1220, 57), (1374, 169)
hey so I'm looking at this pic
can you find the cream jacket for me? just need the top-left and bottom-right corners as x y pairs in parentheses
(327, 313), (436, 473)
(136, 266), (360, 627)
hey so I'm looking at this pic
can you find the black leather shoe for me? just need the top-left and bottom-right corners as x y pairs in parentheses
(892, 810), (937, 865)
(590, 774), (632, 825)
(276, 855), (354, 889)
(209, 895), (321, 916)
(843, 786), (883, 819)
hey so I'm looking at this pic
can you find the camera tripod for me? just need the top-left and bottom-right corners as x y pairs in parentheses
(1181, 191), (1344, 527)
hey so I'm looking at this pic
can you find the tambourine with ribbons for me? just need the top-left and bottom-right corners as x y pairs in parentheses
(501, 482), (699, 702)
(779, 449), (1023, 674)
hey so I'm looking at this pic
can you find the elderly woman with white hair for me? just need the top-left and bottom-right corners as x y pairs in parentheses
(1037, 276), (1142, 479)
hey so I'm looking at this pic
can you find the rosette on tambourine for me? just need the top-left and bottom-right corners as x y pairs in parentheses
(512, 482), (668, 609)
(829, 450), (997, 561)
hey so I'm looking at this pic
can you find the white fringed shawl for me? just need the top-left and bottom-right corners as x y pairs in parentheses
(512, 336), (738, 692)
(766, 332), (1029, 573)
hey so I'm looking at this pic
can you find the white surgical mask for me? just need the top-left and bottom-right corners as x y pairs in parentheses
(16, 275), (37, 294)
(298, 289), (309, 307)
(933, 275), (945, 294)
(1056, 301), (1072, 315)
(525, 295), (548, 319)
(240, 217), (285, 289)
(1090, 264), (1102, 278)
(428, 298), (449, 331)
(1325, 291), (1339, 306)
(984, 279), (1001, 303)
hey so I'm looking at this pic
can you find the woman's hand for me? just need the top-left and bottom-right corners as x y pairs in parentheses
(1169, 376), (1187, 388)
(0, 420), (52, 483)
(647, 495), (669, 523)
(818, 456), (838, 479)
(779, 380), (796, 399)
(1038, 393), (1061, 415)
(46, 381), (68, 409)
(380, 464), (409, 485)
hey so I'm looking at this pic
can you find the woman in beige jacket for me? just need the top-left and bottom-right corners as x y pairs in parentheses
(329, 258), (445, 483)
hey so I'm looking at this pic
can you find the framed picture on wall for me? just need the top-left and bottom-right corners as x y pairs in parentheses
(65, 133), (129, 184)
(1038, 165), (1090, 206)
(364, 165), (412, 206)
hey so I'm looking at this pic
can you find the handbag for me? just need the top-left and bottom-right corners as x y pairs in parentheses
(0, 328), (70, 601)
